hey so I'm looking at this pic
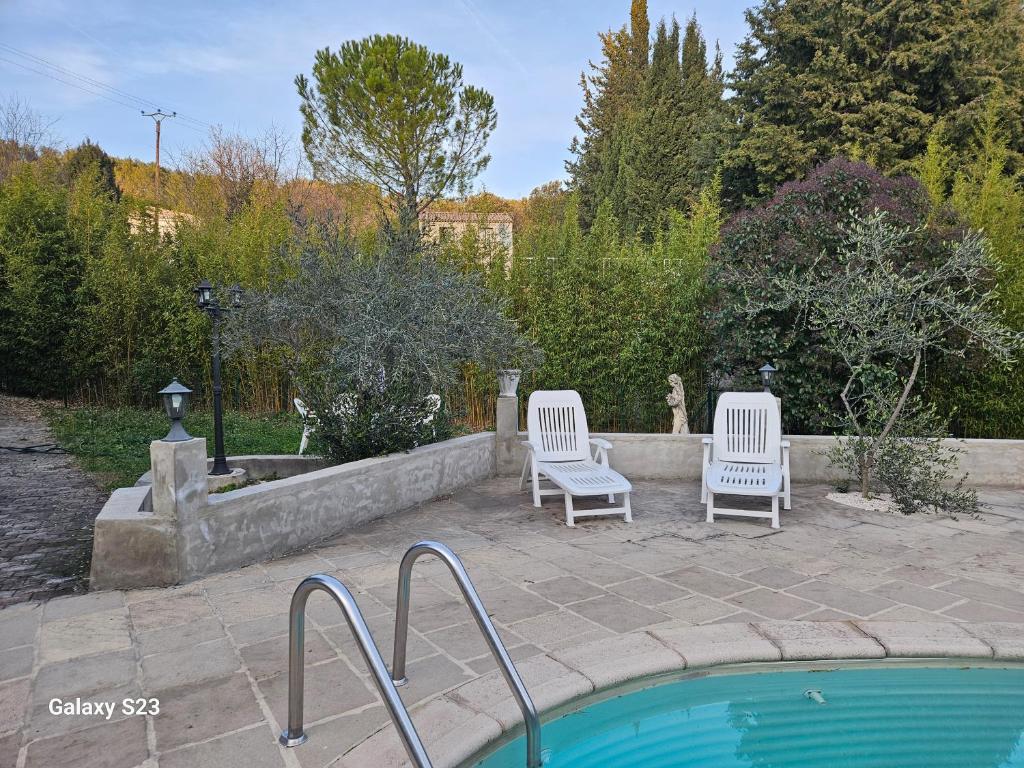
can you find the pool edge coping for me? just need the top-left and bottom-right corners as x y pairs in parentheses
(331, 619), (1024, 768)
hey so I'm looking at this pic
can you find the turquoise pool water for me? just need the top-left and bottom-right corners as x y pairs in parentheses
(474, 666), (1024, 767)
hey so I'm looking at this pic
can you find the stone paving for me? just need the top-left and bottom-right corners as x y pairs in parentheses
(1, 477), (1023, 767)
(0, 396), (107, 607)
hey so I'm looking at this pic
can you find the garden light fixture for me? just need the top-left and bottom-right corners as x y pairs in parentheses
(195, 279), (243, 475)
(195, 279), (213, 308)
(158, 378), (192, 442)
(759, 362), (777, 393)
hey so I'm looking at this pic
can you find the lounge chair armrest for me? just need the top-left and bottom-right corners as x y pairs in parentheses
(781, 439), (791, 449)
(520, 439), (542, 454)
(589, 437), (613, 450)
(701, 437), (713, 445)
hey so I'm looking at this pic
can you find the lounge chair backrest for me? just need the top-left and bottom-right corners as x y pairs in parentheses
(527, 390), (591, 462)
(712, 392), (781, 464)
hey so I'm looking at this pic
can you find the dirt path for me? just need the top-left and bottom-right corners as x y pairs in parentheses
(0, 395), (107, 607)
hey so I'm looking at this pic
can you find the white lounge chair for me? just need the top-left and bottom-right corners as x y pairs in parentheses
(520, 390), (632, 527)
(702, 391), (791, 528)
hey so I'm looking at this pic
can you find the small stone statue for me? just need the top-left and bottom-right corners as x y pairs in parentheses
(666, 374), (689, 435)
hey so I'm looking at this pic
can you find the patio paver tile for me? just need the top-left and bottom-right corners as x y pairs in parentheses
(154, 673), (264, 751)
(869, 581), (961, 611)
(568, 594), (670, 633)
(726, 588), (818, 620)
(141, 637), (241, 691)
(0, 678), (29, 734)
(0, 607), (39, 652)
(786, 580), (896, 618)
(942, 579), (1024, 613)
(259, 660), (374, 727)
(159, 725), (286, 768)
(659, 566), (756, 598)
(0, 646), (31, 683)
(239, 629), (335, 681)
(739, 565), (811, 590)
(23, 712), (147, 768)
(941, 601), (1024, 623)
(527, 576), (606, 605)
(605, 576), (689, 606)
(32, 649), (135, 704)
(38, 609), (131, 664)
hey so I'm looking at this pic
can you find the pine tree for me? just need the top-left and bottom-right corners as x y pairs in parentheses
(726, 0), (1024, 204)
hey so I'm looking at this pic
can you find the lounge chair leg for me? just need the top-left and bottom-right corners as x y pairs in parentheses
(622, 492), (632, 523)
(519, 453), (530, 491)
(784, 477), (792, 510)
(700, 478), (707, 504)
(531, 461), (542, 508)
(607, 493), (614, 503)
(771, 496), (780, 529)
(706, 492), (715, 524)
(564, 493), (575, 527)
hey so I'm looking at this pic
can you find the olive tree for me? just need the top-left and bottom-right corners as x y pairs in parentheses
(224, 223), (538, 463)
(734, 211), (1021, 514)
(296, 35), (496, 234)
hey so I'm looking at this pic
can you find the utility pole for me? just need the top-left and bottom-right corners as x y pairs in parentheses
(141, 109), (175, 198)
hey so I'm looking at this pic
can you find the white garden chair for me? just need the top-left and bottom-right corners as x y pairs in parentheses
(294, 397), (314, 455)
(520, 390), (632, 527)
(702, 391), (791, 528)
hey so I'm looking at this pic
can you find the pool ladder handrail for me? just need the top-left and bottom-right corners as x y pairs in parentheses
(278, 540), (542, 768)
(277, 573), (432, 765)
(392, 541), (542, 768)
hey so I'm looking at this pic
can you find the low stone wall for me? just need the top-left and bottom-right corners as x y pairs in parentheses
(91, 432), (496, 589)
(497, 431), (1024, 487)
(179, 433), (495, 580)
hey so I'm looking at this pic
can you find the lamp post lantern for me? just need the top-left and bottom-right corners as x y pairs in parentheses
(195, 279), (241, 475)
(158, 379), (193, 442)
(759, 362), (778, 393)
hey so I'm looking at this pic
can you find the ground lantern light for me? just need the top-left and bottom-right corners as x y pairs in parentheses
(158, 378), (193, 442)
(194, 279), (242, 475)
(759, 362), (777, 393)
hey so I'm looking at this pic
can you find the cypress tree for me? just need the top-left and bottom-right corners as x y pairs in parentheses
(567, 1), (649, 228)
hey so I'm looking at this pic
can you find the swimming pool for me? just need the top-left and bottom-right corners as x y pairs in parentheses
(472, 664), (1024, 767)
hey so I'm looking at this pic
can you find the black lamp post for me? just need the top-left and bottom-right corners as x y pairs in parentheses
(759, 362), (778, 393)
(158, 379), (193, 442)
(195, 280), (242, 475)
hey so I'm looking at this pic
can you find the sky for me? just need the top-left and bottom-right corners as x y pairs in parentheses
(0, 0), (751, 199)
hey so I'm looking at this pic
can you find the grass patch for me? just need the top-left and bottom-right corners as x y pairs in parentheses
(44, 405), (302, 491)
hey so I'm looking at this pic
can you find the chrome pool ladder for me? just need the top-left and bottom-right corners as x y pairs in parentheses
(279, 540), (542, 768)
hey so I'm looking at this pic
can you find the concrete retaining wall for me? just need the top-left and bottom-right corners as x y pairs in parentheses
(91, 432), (496, 589)
(178, 433), (495, 579)
(497, 431), (1024, 487)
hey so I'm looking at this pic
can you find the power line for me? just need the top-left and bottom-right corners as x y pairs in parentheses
(0, 54), (206, 135)
(0, 42), (212, 131)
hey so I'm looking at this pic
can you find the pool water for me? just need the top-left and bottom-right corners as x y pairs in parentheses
(473, 666), (1024, 767)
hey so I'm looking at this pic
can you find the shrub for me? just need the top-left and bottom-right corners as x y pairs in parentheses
(710, 157), (962, 433)
(739, 211), (1020, 515)
(224, 221), (538, 463)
